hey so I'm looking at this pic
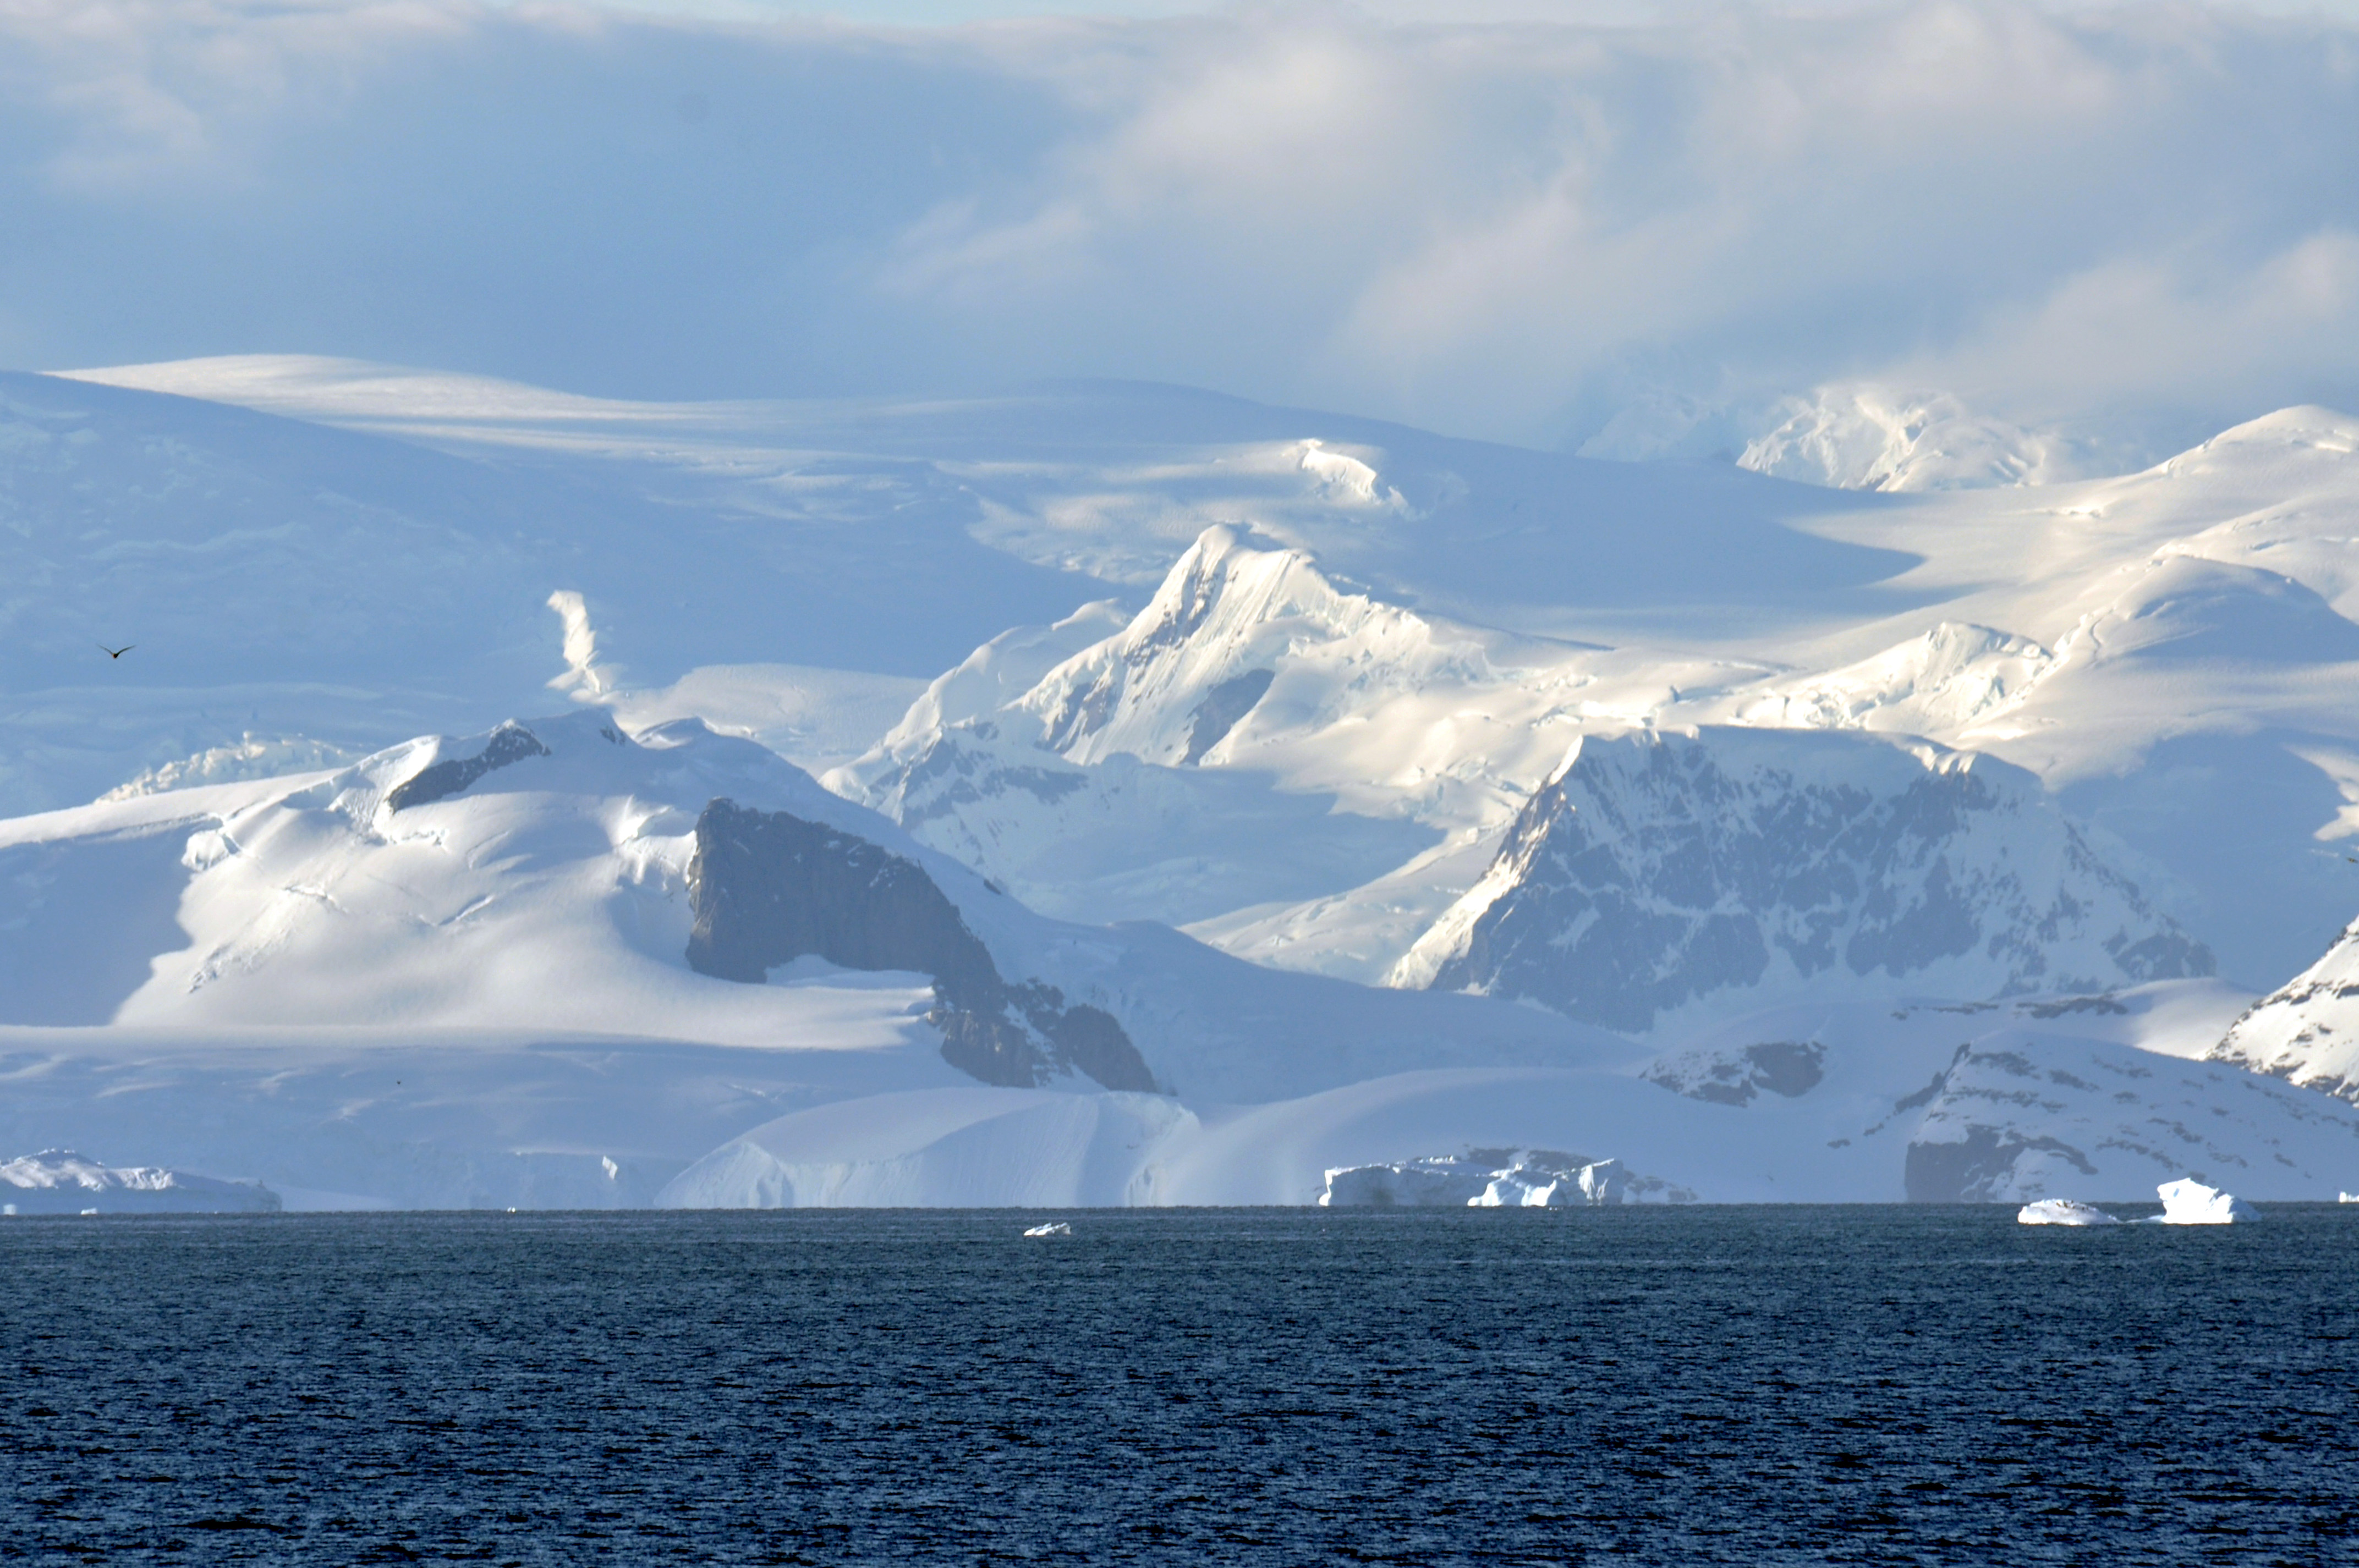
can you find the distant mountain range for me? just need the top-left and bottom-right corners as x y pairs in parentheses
(8, 356), (2359, 1206)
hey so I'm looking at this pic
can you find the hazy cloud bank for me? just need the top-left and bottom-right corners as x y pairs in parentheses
(5, 0), (2358, 459)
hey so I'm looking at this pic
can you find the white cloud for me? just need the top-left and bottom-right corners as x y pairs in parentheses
(6, 1), (2359, 454)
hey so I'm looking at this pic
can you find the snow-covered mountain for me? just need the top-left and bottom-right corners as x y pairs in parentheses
(1736, 384), (2099, 492)
(15, 357), (2359, 1204)
(1393, 727), (2212, 1034)
(2, 710), (1621, 1103)
(2209, 919), (2359, 1104)
(827, 523), (1600, 947)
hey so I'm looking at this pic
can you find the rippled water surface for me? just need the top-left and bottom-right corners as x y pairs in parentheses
(4, 1207), (2355, 1565)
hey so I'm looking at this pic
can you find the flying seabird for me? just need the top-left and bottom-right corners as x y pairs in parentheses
(99, 643), (134, 659)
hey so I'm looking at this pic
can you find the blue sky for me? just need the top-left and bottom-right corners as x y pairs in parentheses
(6, 1), (2359, 451)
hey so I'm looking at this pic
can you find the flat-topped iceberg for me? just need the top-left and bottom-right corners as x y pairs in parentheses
(2017, 1199), (2120, 1225)
(1, 1150), (280, 1215)
(2152, 1178), (2258, 1224)
(1319, 1150), (1693, 1207)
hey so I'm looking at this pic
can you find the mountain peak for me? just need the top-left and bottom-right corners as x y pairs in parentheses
(1021, 524), (1485, 768)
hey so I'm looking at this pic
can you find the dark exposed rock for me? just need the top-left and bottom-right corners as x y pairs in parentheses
(1643, 1039), (1826, 1106)
(1182, 668), (1275, 765)
(1904, 1125), (2097, 1202)
(386, 722), (552, 812)
(684, 799), (1159, 1093)
(1416, 730), (2214, 1033)
(2023, 994), (2130, 1019)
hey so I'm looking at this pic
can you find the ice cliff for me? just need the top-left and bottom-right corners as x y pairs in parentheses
(1, 1150), (279, 1214)
(1319, 1151), (1692, 1207)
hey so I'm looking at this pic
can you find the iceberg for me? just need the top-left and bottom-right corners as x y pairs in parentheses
(2016, 1199), (2120, 1225)
(1320, 1150), (1691, 1207)
(2152, 1177), (2259, 1224)
(0, 1150), (280, 1214)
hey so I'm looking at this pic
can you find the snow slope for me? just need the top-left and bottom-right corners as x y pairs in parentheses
(659, 983), (2359, 1208)
(2209, 917), (2359, 1104)
(0, 366), (1114, 815)
(13, 705), (2334, 1210)
(786, 399), (2359, 994)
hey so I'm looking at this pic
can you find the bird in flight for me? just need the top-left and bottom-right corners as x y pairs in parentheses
(98, 643), (133, 659)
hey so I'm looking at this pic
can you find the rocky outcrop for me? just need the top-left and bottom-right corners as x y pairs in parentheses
(1396, 728), (2213, 1033)
(684, 799), (1158, 1092)
(1181, 668), (1275, 764)
(386, 721), (556, 811)
(1643, 1039), (1826, 1106)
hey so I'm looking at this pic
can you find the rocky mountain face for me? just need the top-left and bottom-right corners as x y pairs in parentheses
(2208, 920), (2359, 1103)
(383, 721), (557, 811)
(1395, 727), (2213, 1034)
(1895, 1033), (2358, 1203)
(684, 799), (1157, 1092)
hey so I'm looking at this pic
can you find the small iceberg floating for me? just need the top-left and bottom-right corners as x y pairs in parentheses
(2148, 1178), (2258, 1225)
(1022, 1222), (1073, 1238)
(2017, 1199), (2120, 1226)
(2340, 1192), (2359, 1204)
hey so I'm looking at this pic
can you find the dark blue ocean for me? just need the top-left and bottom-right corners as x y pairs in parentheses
(3, 1207), (2354, 1565)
